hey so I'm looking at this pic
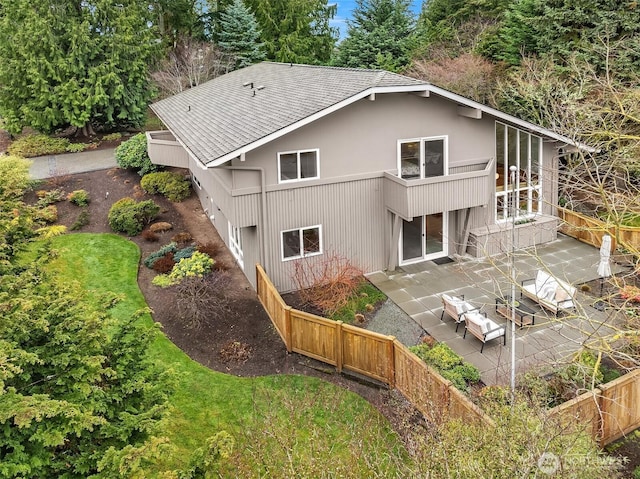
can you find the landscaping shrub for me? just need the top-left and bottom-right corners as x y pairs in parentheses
(175, 271), (232, 329)
(66, 143), (87, 153)
(67, 189), (90, 206)
(197, 242), (220, 258)
(140, 171), (191, 202)
(37, 205), (58, 223)
(108, 197), (160, 236)
(172, 232), (193, 244)
(70, 209), (90, 231)
(149, 221), (173, 233)
(102, 132), (122, 142)
(115, 133), (160, 176)
(36, 188), (65, 207)
(152, 252), (214, 287)
(174, 245), (196, 261)
(410, 342), (480, 392)
(621, 285), (640, 303)
(141, 229), (160, 242)
(144, 242), (178, 268)
(331, 282), (387, 323)
(152, 254), (176, 273)
(0, 155), (33, 200)
(8, 134), (69, 157)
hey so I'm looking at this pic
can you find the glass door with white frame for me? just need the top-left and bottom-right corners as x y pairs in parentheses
(399, 137), (447, 179)
(400, 213), (447, 265)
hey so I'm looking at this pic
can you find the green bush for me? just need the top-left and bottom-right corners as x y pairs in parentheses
(8, 134), (69, 157)
(410, 342), (480, 392)
(115, 133), (160, 177)
(144, 242), (178, 268)
(140, 171), (191, 202)
(102, 132), (122, 142)
(330, 282), (387, 323)
(66, 143), (86, 153)
(70, 209), (90, 231)
(0, 155), (33, 200)
(174, 245), (196, 261)
(68, 189), (90, 206)
(36, 188), (65, 207)
(37, 205), (58, 223)
(108, 197), (160, 236)
(152, 252), (214, 288)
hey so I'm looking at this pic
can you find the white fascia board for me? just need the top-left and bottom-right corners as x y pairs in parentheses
(205, 84), (431, 167)
(426, 85), (596, 153)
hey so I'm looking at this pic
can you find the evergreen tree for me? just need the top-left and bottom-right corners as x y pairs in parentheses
(218, 0), (265, 69)
(0, 0), (158, 135)
(333, 0), (415, 72)
(486, 0), (640, 77)
(245, 0), (337, 64)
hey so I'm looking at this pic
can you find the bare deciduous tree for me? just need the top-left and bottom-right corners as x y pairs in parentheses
(175, 271), (232, 329)
(151, 36), (233, 98)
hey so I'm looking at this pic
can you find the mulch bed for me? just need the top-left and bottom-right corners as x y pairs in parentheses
(29, 166), (425, 447)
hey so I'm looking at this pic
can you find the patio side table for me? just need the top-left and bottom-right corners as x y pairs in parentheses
(495, 296), (536, 328)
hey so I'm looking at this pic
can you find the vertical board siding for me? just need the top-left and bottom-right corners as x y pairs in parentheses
(146, 132), (190, 168)
(341, 325), (394, 383)
(263, 178), (387, 291)
(289, 310), (338, 365)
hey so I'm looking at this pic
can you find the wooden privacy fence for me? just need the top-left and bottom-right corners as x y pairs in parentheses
(558, 207), (640, 251)
(548, 369), (640, 446)
(257, 264), (640, 445)
(256, 264), (492, 426)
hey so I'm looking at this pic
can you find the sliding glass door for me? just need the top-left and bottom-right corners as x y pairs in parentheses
(400, 213), (447, 265)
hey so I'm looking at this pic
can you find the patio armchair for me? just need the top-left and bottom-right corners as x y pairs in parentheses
(463, 310), (506, 353)
(440, 293), (478, 332)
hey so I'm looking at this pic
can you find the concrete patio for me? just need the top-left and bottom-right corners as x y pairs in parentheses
(366, 234), (629, 386)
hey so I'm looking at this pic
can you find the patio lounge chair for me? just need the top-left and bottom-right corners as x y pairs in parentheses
(463, 310), (506, 353)
(440, 293), (478, 332)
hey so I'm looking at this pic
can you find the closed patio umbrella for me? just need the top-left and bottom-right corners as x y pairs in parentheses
(597, 234), (612, 298)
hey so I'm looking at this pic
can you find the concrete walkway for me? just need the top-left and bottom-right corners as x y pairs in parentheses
(29, 148), (117, 179)
(366, 235), (629, 386)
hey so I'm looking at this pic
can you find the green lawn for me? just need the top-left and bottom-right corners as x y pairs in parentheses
(46, 234), (408, 476)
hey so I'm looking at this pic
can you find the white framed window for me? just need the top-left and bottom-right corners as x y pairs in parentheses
(397, 136), (447, 179)
(281, 225), (322, 261)
(228, 222), (244, 270)
(278, 149), (319, 183)
(495, 122), (542, 222)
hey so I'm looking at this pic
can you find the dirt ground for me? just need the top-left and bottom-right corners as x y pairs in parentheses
(32, 167), (423, 445)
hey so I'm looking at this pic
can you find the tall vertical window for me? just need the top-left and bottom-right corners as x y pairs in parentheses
(281, 225), (322, 261)
(228, 222), (244, 270)
(398, 136), (447, 179)
(278, 149), (319, 183)
(495, 122), (542, 221)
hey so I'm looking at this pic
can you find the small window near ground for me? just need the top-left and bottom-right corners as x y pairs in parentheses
(192, 175), (202, 189)
(281, 225), (322, 260)
(229, 222), (244, 270)
(278, 149), (319, 183)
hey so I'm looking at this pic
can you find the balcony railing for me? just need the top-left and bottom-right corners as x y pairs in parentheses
(146, 131), (189, 168)
(384, 158), (493, 218)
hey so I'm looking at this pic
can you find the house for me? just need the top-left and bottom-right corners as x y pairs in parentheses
(147, 62), (579, 292)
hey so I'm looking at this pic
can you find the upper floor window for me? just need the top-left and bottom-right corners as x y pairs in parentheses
(495, 122), (542, 221)
(281, 225), (322, 261)
(398, 136), (447, 180)
(278, 149), (319, 183)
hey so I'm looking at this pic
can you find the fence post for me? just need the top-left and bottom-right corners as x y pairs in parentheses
(284, 305), (293, 353)
(387, 336), (396, 388)
(335, 321), (343, 373)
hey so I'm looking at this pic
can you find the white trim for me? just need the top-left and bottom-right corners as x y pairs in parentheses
(277, 148), (320, 183)
(202, 83), (592, 167)
(397, 136), (448, 179)
(398, 214), (449, 266)
(228, 222), (244, 270)
(281, 225), (323, 261)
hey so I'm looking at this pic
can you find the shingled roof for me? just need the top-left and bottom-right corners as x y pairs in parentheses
(150, 62), (428, 166)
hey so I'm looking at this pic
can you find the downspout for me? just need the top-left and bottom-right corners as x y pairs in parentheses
(220, 166), (268, 274)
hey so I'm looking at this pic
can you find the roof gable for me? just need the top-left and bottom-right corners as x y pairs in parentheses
(151, 62), (426, 165)
(151, 62), (588, 166)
